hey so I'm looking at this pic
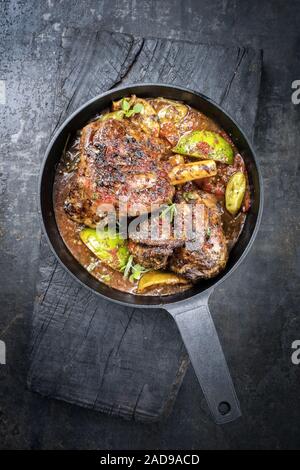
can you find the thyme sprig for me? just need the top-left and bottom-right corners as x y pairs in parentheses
(120, 255), (149, 283)
(160, 203), (177, 223)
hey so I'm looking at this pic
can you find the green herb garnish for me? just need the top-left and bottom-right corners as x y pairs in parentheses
(132, 103), (144, 113)
(121, 98), (131, 112)
(129, 264), (149, 282)
(120, 255), (149, 283)
(121, 99), (144, 118)
(161, 203), (177, 223)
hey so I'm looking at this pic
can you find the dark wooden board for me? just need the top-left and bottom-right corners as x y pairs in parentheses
(27, 29), (262, 422)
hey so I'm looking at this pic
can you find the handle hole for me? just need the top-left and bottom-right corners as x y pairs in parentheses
(218, 401), (231, 415)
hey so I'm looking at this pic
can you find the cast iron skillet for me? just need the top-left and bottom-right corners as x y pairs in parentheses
(39, 84), (263, 424)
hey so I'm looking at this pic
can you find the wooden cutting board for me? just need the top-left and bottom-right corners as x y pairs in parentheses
(27, 29), (262, 422)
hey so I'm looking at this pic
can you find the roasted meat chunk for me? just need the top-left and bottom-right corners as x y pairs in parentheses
(128, 210), (185, 247)
(64, 118), (174, 226)
(127, 210), (184, 270)
(128, 239), (173, 270)
(170, 186), (228, 280)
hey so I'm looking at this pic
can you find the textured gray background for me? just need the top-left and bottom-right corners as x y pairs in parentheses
(0, 0), (299, 450)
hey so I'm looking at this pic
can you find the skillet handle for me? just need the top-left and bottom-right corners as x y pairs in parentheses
(166, 292), (241, 424)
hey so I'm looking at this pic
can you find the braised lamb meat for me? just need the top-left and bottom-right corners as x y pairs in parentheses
(127, 239), (173, 270)
(127, 198), (210, 271)
(64, 118), (174, 227)
(128, 210), (185, 247)
(169, 186), (228, 280)
(127, 210), (185, 269)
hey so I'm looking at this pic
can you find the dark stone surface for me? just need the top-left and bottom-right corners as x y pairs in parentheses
(0, 0), (299, 450)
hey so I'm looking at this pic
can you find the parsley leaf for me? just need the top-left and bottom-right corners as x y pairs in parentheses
(132, 103), (144, 114)
(121, 98), (131, 112)
(121, 99), (144, 118)
(125, 109), (135, 117)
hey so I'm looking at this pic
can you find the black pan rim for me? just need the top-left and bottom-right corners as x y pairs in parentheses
(38, 82), (264, 309)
